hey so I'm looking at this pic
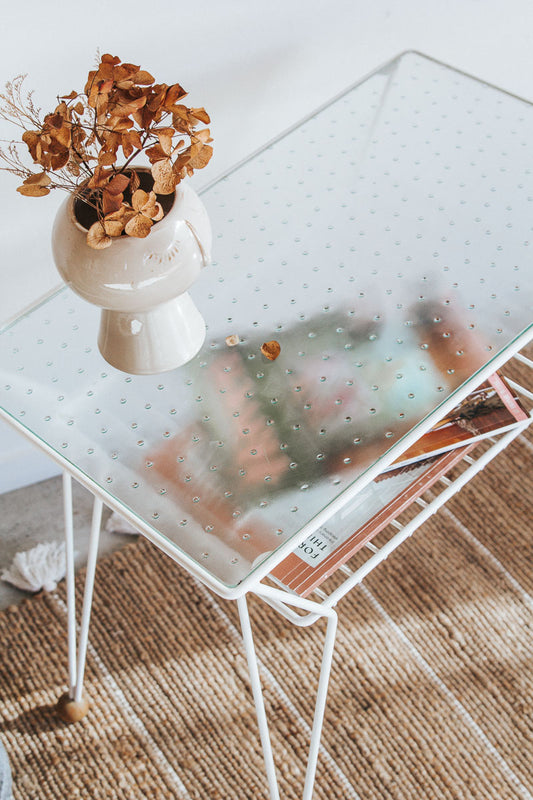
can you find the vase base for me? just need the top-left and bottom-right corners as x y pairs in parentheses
(98, 293), (206, 375)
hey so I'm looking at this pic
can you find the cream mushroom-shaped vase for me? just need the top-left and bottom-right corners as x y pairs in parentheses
(52, 174), (211, 375)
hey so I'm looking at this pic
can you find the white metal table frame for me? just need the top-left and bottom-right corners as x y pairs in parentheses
(42, 345), (532, 800)
(2, 49), (533, 798)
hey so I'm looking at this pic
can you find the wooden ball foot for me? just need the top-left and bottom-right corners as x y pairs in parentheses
(56, 692), (90, 723)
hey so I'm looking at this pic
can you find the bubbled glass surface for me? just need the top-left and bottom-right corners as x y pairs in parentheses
(1, 52), (532, 587)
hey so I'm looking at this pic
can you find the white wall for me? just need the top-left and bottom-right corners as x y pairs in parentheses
(2, 0), (533, 491)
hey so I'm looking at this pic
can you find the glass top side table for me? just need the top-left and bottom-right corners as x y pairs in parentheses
(1, 51), (532, 597)
(2, 51), (533, 800)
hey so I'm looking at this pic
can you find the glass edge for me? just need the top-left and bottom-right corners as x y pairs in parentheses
(0, 283), (68, 334)
(197, 50), (405, 197)
(198, 49), (533, 199)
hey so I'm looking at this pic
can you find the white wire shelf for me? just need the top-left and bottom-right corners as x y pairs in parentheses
(262, 352), (533, 627)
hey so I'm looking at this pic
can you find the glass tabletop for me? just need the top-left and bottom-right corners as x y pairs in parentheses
(1, 51), (532, 592)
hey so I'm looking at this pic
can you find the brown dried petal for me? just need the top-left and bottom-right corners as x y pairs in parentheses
(151, 202), (164, 222)
(129, 170), (140, 193)
(134, 70), (155, 85)
(151, 159), (177, 194)
(104, 207), (127, 221)
(125, 214), (153, 238)
(172, 106), (193, 134)
(22, 130), (39, 148)
(71, 125), (87, 147)
(101, 53), (121, 65)
(96, 94), (109, 118)
(107, 118), (133, 133)
(50, 151), (70, 171)
(188, 142), (213, 169)
(261, 341), (281, 361)
(190, 107), (210, 124)
(88, 166), (113, 189)
(106, 173), (131, 195)
(46, 112), (65, 129)
(146, 143), (169, 164)
(103, 217), (126, 237)
(132, 107), (155, 129)
(56, 101), (69, 116)
(139, 194), (159, 220)
(98, 152), (117, 166)
(146, 85), (167, 112)
(97, 64), (114, 81)
(195, 128), (212, 143)
(124, 130), (143, 151)
(225, 334), (240, 347)
(22, 130), (43, 162)
(87, 221), (112, 249)
(102, 189), (123, 215)
(154, 126), (175, 137)
(113, 96), (147, 117)
(131, 189), (149, 212)
(50, 125), (71, 148)
(157, 131), (173, 156)
(22, 172), (51, 186)
(66, 159), (81, 177)
(162, 136), (174, 157)
(121, 138), (134, 159)
(115, 62), (140, 80)
(47, 136), (69, 154)
(164, 83), (188, 109)
(16, 183), (50, 197)
(98, 78), (114, 95)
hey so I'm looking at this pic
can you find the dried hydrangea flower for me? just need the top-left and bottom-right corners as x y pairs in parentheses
(0, 54), (214, 249)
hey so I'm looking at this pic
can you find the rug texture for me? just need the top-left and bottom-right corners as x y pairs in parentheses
(0, 363), (532, 800)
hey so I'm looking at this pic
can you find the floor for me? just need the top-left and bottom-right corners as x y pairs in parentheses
(0, 476), (134, 610)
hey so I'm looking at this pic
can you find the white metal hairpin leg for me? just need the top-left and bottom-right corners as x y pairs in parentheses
(57, 471), (103, 722)
(234, 364), (533, 799)
(237, 586), (338, 800)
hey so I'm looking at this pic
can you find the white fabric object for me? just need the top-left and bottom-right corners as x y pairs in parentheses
(105, 511), (139, 535)
(1, 541), (66, 593)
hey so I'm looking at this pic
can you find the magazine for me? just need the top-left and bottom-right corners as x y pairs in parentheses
(269, 445), (473, 597)
(270, 372), (528, 596)
(387, 371), (528, 470)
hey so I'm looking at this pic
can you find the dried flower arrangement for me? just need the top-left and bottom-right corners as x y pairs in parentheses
(0, 54), (213, 249)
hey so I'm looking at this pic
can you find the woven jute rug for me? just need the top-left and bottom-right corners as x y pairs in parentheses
(1, 378), (532, 799)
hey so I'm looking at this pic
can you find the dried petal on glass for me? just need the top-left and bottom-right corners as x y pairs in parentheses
(261, 341), (281, 360)
(225, 334), (240, 347)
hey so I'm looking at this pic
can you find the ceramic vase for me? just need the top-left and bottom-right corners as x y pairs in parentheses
(51, 175), (211, 375)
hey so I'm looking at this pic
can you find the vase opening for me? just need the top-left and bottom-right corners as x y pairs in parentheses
(73, 168), (175, 232)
